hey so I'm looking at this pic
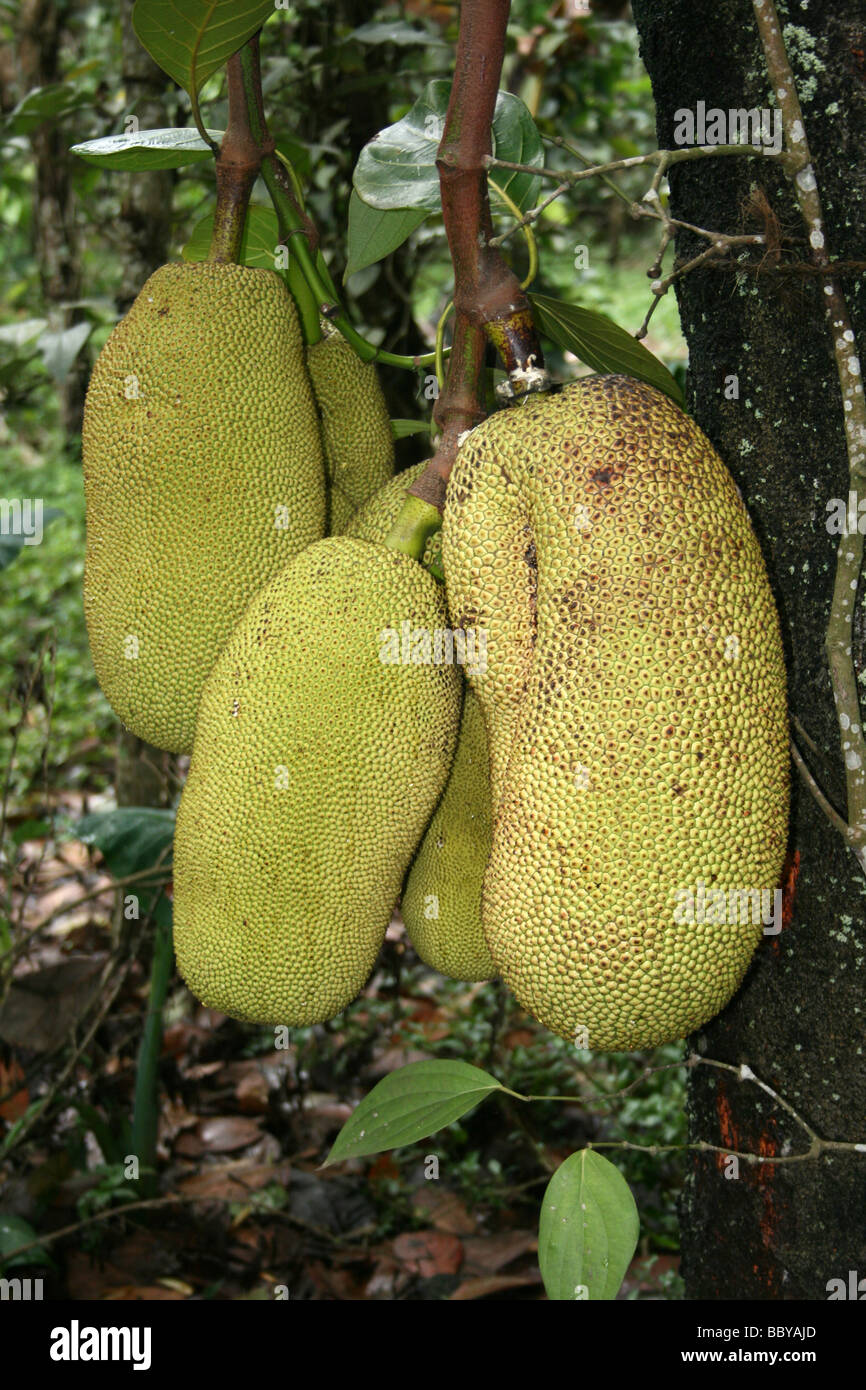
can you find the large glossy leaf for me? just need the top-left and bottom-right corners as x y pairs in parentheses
(324, 1060), (504, 1166)
(529, 293), (684, 406)
(345, 191), (428, 280)
(132, 0), (276, 95)
(354, 80), (542, 213)
(76, 808), (175, 879)
(71, 127), (222, 170)
(183, 204), (283, 272)
(539, 1150), (639, 1301)
(77, 808), (174, 928)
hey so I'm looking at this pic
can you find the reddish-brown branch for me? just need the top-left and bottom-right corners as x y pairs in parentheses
(209, 43), (268, 263)
(413, 313), (488, 511)
(409, 0), (546, 508)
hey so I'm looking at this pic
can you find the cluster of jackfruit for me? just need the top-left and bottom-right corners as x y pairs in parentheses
(83, 263), (789, 1048)
(82, 264), (393, 754)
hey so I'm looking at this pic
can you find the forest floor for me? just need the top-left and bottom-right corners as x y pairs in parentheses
(1, 804), (685, 1301)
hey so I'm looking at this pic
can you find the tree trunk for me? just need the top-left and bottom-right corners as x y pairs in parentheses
(113, 1), (176, 808)
(631, 0), (866, 1299)
(17, 0), (87, 434)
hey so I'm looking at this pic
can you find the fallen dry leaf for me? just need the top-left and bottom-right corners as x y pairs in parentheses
(0, 1057), (29, 1121)
(0, 956), (106, 1050)
(449, 1272), (543, 1300)
(177, 1158), (290, 1200)
(462, 1229), (538, 1274)
(392, 1230), (463, 1278)
(410, 1186), (477, 1236)
(175, 1115), (262, 1157)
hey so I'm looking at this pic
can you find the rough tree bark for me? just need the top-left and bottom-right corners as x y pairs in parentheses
(631, 0), (866, 1298)
(113, 1), (176, 808)
(16, 0), (87, 434)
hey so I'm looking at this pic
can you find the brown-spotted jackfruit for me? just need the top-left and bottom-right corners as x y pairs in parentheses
(172, 536), (461, 1025)
(82, 260), (325, 755)
(348, 466), (495, 981)
(306, 328), (394, 534)
(443, 375), (789, 1050)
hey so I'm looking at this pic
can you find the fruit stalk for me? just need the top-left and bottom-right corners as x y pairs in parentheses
(209, 44), (264, 264)
(405, 0), (548, 522)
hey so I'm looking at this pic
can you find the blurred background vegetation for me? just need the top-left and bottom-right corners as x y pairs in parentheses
(0, 0), (688, 1299)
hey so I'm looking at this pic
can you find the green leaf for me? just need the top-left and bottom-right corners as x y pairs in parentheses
(75, 807), (175, 879)
(5, 83), (88, 134)
(70, 127), (223, 170)
(0, 507), (63, 571)
(529, 293), (684, 406)
(354, 80), (542, 213)
(0, 1214), (52, 1271)
(345, 192), (428, 280)
(539, 1150), (639, 1301)
(349, 21), (446, 48)
(486, 91), (544, 213)
(390, 418), (432, 439)
(183, 204), (284, 273)
(273, 135), (311, 183)
(36, 322), (92, 383)
(323, 1060), (504, 1166)
(10, 819), (51, 845)
(132, 0), (276, 95)
(0, 319), (48, 350)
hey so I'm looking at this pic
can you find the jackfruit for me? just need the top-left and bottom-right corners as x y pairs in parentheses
(348, 465), (495, 981)
(82, 260), (326, 755)
(443, 375), (789, 1050)
(401, 687), (495, 980)
(173, 536), (461, 1025)
(306, 328), (394, 534)
(345, 460), (425, 549)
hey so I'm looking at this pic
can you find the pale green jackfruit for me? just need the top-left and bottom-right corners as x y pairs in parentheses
(401, 688), (495, 980)
(348, 466), (495, 981)
(306, 329), (394, 534)
(82, 261), (326, 754)
(173, 537), (461, 1026)
(443, 375), (789, 1050)
(345, 459), (424, 551)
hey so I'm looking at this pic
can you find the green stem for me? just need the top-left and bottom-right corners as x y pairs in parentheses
(488, 175), (538, 287)
(287, 260), (322, 344)
(385, 495), (443, 559)
(130, 912), (173, 1196)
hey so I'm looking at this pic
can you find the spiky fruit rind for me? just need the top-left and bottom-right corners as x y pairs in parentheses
(348, 465), (495, 982)
(401, 686), (495, 980)
(173, 537), (461, 1026)
(443, 375), (789, 1050)
(82, 261), (326, 754)
(307, 331), (395, 534)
